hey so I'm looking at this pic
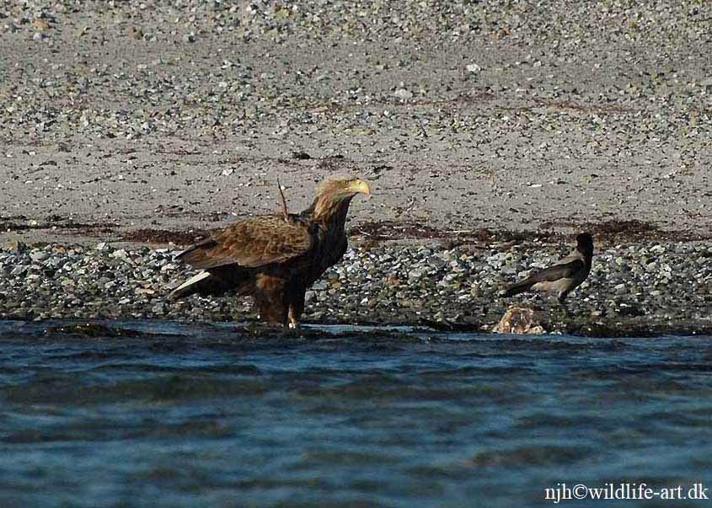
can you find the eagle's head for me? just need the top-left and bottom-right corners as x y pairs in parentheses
(312, 178), (371, 221)
(317, 178), (371, 200)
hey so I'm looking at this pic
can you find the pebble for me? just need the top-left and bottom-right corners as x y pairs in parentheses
(0, 241), (708, 332)
(393, 88), (413, 100)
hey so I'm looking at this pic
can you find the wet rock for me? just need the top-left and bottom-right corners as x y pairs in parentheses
(44, 323), (142, 337)
(494, 306), (546, 335)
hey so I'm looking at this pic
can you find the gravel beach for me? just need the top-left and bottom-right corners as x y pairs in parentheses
(1, 239), (710, 336)
(0, 1), (710, 332)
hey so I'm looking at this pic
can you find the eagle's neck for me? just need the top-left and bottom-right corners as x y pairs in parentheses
(299, 193), (355, 280)
(310, 195), (354, 267)
(310, 194), (354, 232)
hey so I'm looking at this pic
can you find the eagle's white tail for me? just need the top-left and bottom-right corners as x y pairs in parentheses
(168, 271), (214, 300)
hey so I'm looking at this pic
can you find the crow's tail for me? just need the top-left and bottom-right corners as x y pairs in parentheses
(500, 279), (534, 298)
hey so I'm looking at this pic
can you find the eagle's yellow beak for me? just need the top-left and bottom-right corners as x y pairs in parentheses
(349, 179), (371, 197)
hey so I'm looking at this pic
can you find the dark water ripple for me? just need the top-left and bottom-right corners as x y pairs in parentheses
(0, 320), (711, 507)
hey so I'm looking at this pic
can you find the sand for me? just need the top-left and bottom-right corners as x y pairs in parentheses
(0, 1), (710, 246)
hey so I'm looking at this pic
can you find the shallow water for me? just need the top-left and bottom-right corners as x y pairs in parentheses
(0, 321), (710, 507)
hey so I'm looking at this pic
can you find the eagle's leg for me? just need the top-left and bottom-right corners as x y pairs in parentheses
(254, 276), (289, 326)
(253, 293), (288, 325)
(287, 288), (306, 330)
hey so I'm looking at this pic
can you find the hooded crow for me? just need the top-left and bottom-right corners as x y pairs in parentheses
(501, 233), (594, 305)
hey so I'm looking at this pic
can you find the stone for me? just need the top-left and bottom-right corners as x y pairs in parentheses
(493, 306), (546, 334)
(3, 239), (27, 252)
(30, 251), (49, 262)
(393, 88), (413, 100)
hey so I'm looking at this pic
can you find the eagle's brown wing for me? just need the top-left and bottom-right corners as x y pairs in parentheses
(177, 215), (313, 270)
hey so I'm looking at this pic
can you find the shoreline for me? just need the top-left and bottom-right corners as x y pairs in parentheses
(2, 234), (709, 337)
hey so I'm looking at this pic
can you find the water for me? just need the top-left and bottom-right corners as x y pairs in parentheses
(0, 321), (710, 508)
